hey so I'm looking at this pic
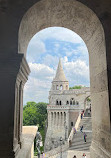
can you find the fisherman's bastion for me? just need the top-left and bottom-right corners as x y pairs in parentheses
(0, 0), (111, 158)
(44, 59), (91, 155)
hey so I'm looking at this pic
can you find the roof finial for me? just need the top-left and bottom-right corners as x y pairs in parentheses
(53, 58), (68, 82)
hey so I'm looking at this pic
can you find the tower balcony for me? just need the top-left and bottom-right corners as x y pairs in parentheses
(47, 105), (82, 111)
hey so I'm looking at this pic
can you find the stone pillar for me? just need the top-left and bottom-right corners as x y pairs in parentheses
(48, 111), (51, 130)
(51, 112), (53, 128)
(56, 112), (58, 128)
(62, 112), (64, 126)
(54, 112), (56, 127)
(13, 57), (30, 156)
(13, 82), (20, 154)
(66, 111), (69, 135)
(58, 112), (60, 128)
(88, 23), (111, 158)
(52, 112), (54, 128)
(57, 112), (59, 128)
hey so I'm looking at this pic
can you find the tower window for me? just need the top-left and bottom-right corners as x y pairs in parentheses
(56, 100), (59, 105)
(66, 85), (68, 90)
(60, 101), (62, 105)
(76, 101), (79, 105)
(71, 122), (73, 126)
(66, 101), (69, 105)
(70, 100), (72, 105)
(56, 85), (59, 90)
(60, 85), (63, 90)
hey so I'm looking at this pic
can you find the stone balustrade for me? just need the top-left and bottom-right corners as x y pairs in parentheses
(47, 105), (83, 110)
(49, 88), (90, 95)
(68, 113), (81, 144)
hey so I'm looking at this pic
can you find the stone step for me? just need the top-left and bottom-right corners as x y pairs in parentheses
(72, 138), (92, 144)
(69, 116), (92, 152)
(69, 144), (90, 151)
(72, 136), (92, 143)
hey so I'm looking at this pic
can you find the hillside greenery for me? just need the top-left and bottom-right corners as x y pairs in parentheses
(23, 102), (48, 154)
(69, 85), (83, 89)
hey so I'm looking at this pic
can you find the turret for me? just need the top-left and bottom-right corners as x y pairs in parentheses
(51, 59), (69, 91)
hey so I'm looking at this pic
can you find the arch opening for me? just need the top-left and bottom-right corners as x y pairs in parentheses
(18, 0), (111, 157)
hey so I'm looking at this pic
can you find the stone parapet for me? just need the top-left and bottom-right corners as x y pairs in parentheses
(47, 105), (83, 110)
(49, 87), (90, 96)
(16, 126), (38, 158)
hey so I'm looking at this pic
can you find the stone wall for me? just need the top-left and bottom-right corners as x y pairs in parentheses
(0, 0), (111, 157)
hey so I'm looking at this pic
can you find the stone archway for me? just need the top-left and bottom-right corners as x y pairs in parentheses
(84, 95), (91, 110)
(18, 0), (111, 157)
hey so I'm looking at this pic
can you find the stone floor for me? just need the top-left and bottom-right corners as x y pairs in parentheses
(48, 150), (90, 158)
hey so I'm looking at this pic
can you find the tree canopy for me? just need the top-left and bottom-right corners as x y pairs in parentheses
(23, 102), (47, 127)
(23, 101), (48, 153)
(69, 85), (83, 89)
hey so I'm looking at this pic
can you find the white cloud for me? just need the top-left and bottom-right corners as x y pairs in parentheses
(23, 63), (56, 104)
(28, 62), (55, 80)
(26, 40), (46, 62)
(42, 55), (59, 68)
(61, 57), (89, 86)
(24, 27), (89, 104)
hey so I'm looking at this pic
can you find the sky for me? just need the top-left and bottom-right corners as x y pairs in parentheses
(23, 27), (90, 105)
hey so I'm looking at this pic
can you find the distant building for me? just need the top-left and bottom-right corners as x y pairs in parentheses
(45, 59), (90, 151)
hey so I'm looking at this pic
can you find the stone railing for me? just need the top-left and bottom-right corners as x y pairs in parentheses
(47, 105), (83, 110)
(49, 87), (90, 95)
(68, 113), (81, 143)
(47, 105), (70, 110)
(16, 126), (38, 158)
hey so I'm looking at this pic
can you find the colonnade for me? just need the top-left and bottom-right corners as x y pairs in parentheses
(48, 111), (69, 129)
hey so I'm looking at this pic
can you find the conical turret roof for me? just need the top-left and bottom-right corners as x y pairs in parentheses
(53, 59), (68, 82)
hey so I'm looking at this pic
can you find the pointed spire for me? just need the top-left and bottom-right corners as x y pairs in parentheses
(53, 58), (68, 82)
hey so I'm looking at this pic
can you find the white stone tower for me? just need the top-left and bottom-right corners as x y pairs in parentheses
(44, 59), (90, 152)
(45, 59), (70, 151)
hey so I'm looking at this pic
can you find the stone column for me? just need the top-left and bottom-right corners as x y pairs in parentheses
(48, 111), (52, 130)
(61, 112), (63, 127)
(54, 112), (56, 127)
(58, 112), (60, 128)
(52, 112), (54, 128)
(18, 82), (24, 147)
(66, 111), (69, 135)
(57, 112), (59, 128)
(13, 82), (20, 153)
(51, 112), (53, 128)
(56, 112), (58, 128)
(62, 112), (64, 126)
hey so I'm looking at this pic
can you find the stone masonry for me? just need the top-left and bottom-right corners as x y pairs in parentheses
(44, 59), (90, 152)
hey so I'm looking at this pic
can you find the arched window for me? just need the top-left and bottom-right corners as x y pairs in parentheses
(66, 101), (69, 105)
(70, 100), (72, 105)
(56, 100), (59, 105)
(70, 98), (75, 105)
(56, 85), (59, 90)
(60, 101), (62, 105)
(76, 101), (79, 105)
(60, 85), (63, 90)
(66, 85), (68, 90)
(73, 100), (75, 105)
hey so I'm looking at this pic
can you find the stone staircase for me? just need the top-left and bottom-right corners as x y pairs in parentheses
(69, 116), (92, 151)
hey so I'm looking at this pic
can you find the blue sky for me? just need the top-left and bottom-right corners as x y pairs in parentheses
(23, 27), (90, 105)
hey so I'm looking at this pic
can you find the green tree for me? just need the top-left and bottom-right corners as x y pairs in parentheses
(23, 102), (48, 154)
(69, 85), (83, 89)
